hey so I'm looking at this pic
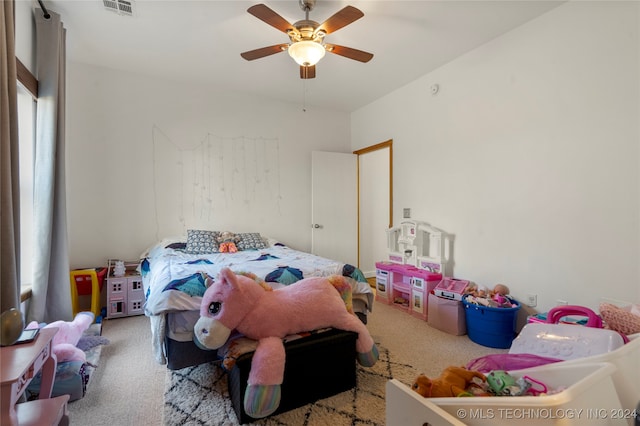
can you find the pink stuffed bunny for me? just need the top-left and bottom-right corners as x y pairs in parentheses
(27, 312), (94, 363)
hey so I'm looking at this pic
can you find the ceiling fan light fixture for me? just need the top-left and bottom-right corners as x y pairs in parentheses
(288, 40), (326, 66)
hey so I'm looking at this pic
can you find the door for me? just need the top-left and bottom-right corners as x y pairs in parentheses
(311, 151), (357, 265)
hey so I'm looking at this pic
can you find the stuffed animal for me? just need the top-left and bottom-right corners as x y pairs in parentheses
(217, 231), (240, 253)
(486, 370), (547, 396)
(412, 366), (486, 398)
(27, 311), (94, 363)
(194, 267), (378, 418)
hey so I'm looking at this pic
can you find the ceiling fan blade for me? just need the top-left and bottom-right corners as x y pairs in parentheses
(300, 65), (316, 79)
(325, 44), (373, 63)
(247, 4), (294, 34)
(241, 44), (289, 61)
(317, 6), (364, 35)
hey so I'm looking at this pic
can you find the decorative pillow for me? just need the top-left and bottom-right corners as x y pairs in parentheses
(600, 303), (640, 336)
(185, 229), (220, 254)
(236, 233), (267, 251)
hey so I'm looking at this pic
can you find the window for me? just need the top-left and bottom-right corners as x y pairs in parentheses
(17, 81), (36, 295)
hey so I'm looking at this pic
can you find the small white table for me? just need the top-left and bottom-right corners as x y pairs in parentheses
(0, 327), (69, 425)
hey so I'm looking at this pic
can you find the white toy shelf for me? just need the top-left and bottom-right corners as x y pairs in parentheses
(386, 220), (452, 276)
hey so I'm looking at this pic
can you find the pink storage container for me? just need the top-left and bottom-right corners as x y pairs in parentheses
(427, 293), (466, 335)
(433, 277), (469, 301)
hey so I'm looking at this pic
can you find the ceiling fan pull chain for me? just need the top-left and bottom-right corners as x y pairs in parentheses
(302, 80), (307, 112)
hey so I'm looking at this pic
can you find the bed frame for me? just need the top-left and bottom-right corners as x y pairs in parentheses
(165, 336), (218, 370)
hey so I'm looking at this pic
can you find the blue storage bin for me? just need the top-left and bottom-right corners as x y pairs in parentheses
(462, 295), (521, 349)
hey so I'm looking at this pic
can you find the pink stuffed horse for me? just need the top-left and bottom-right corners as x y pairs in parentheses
(194, 267), (378, 418)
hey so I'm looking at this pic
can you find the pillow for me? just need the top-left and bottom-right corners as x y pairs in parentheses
(185, 229), (220, 254)
(600, 303), (640, 336)
(236, 233), (267, 251)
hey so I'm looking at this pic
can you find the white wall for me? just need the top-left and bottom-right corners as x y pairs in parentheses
(14, 1), (35, 73)
(17, 0), (640, 315)
(66, 63), (351, 268)
(352, 1), (640, 314)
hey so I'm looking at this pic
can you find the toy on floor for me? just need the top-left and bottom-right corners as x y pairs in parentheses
(486, 370), (548, 396)
(193, 267), (379, 419)
(412, 366), (486, 398)
(27, 311), (94, 363)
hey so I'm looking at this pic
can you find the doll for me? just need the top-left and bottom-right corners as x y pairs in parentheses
(490, 284), (513, 307)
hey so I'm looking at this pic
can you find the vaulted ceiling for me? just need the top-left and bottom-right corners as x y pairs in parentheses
(43, 0), (564, 111)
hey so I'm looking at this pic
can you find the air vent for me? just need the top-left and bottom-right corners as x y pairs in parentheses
(103, 0), (135, 16)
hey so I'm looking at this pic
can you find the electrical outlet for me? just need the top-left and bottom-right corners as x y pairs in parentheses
(526, 294), (537, 307)
(403, 208), (411, 218)
(557, 299), (568, 306)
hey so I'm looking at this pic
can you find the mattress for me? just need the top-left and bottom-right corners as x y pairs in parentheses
(141, 237), (374, 367)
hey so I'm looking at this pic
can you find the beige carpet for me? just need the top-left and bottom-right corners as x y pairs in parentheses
(367, 301), (507, 378)
(164, 342), (417, 426)
(66, 315), (166, 426)
(164, 301), (507, 425)
(67, 300), (506, 425)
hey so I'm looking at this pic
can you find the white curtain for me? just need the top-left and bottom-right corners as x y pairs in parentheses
(27, 9), (71, 323)
(1, 0), (21, 314)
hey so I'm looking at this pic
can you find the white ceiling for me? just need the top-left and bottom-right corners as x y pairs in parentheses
(42, 0), (564, 112)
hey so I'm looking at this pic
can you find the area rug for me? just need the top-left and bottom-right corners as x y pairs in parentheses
(163, 344), (418, 425)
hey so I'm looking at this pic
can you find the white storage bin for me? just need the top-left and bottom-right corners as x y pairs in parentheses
(510, 324), (639, 417)
(386, 379), (466, 426)
(557, 333), (639, 417)
(509, 323), (626, 360)
(420, 362), (624, 425)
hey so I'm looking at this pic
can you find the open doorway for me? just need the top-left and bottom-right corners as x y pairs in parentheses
(354, 140), (392, 278)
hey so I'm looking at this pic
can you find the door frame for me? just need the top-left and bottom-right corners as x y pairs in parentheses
(353, 139), (393, 268)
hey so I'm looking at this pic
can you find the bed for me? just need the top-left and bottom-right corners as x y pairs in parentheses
(140, 230), (374, 370)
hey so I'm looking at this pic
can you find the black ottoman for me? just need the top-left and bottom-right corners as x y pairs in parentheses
(228, 328), (358, 424)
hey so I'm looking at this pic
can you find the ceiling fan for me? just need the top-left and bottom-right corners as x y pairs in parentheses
(240, 0), (373, 79)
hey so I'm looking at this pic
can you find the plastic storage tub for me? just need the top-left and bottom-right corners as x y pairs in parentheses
(463, 295), (521, 348)
(557, 334), (639, 417)
(427, 362), (624, 425)
(509, 324), (638, 417)
(509, 323), (626, 360)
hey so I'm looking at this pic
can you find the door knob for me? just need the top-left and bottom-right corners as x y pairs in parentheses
(312, 224), (323, 229)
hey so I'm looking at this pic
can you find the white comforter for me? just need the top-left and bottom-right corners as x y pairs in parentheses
(141, 240), (373, 364)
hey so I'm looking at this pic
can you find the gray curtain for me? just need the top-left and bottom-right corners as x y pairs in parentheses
(27, 9), (71, 323)
(1, 0), (21, 314)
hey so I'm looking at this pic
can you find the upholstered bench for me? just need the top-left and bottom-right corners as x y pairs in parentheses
(227, 328), (358, 424)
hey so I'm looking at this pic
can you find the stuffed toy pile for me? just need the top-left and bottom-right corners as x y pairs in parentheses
(194, 267), (378, 418)
(412, 366), (549, 398)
